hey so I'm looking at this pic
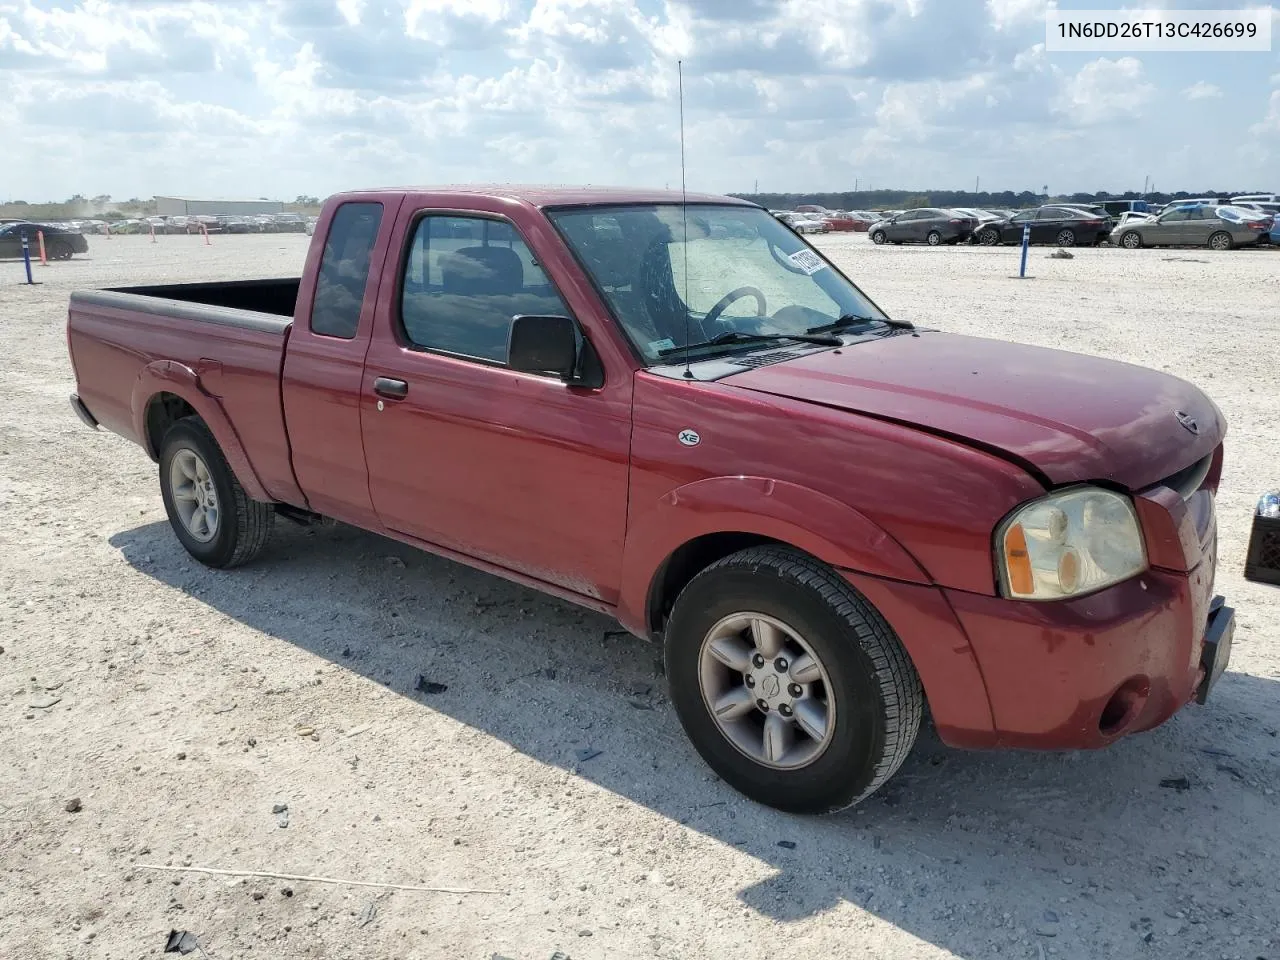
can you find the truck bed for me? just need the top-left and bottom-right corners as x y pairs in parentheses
(100, 277), (300, 320)
(67, 278), (304, 506)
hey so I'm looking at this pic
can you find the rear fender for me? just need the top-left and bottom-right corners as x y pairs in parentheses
(130, 360), (271, 502)
(618, 476), (929, 633)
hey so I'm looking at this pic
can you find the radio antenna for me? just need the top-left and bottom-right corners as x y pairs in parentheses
(678, 59), (693, 379)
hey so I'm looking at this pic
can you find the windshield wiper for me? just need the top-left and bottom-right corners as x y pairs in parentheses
(806, 313), (913, 334)
(657, 330), (841, 358)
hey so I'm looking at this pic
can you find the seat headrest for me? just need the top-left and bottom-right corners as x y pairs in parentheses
(440, 245), (524, 296)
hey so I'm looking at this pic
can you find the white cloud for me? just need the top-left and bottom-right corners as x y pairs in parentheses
(1054, 57), (1156, 125)
(987, 0), (1050, 30)
(1251, 90), (1280, 136)
(0, 0), (1275, 201)
(1183, 81), (1222, 101)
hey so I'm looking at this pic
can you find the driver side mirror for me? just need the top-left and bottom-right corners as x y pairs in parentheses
(508, 315), (602, 388)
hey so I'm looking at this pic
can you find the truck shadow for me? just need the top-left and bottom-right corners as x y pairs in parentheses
(109, 519), (1280, 957)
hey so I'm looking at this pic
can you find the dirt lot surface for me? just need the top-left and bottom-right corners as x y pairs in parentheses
(2, 234), (1279, 960)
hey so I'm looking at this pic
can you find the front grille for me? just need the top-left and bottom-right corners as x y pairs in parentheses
(1158, 452), (1213, 501)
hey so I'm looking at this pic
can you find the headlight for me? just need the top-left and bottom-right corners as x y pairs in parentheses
(995, 487), (1147, 600)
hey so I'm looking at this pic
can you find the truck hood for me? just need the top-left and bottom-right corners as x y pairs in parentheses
(724, 331), (1223, 490)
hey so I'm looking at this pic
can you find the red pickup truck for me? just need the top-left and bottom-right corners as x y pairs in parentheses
(67, 186), (1234, 813)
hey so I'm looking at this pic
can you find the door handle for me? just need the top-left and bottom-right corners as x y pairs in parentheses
(373, 377), (408, 400)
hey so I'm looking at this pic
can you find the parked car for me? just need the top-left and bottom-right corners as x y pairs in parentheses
(216, 216), (252, 234)
(1164, 198), (1226, 212)
(1096, 200), (1154, 218)
(1115, 211), (1156, 228)
(186, 215), (222, 235)
(1229, 193), (1279, 205)
(0, 221), (88, 260)
(250, 215), (278, 233)
(974, 206), (1112, 247)
(66, 185), (1234, 814)
(775, 211), (828, 234)
(273, 214), (307, 233)
(869, 208), (978, 245)
(1111, 204), (1269, 250)
(304, 216), (318, 236)
(820, 213), (858, 232)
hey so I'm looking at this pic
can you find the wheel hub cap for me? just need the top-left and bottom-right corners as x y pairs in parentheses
(169, 448), (219, 543)
(698, 612), (836, 770)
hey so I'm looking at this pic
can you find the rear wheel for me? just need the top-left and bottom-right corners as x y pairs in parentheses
(1055, 228), (1076, 247)
(49, 239), (73, 260)
(665, 547), (924, 813)
(926, 230), (942, 246)
(978, 228), (1001, 246)
(870, 230), (887, 245)
(159, 416), (273, 568)
(1208, 231), (1233, 251)
(1120, 231), (1142, 249)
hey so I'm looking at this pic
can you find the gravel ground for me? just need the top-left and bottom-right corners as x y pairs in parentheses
(1, 233), (1279, 960)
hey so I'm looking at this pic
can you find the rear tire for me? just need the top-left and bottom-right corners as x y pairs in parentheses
(1055, 228), (1076, 247)
(49, 240), (73, 260)
(926, 230), (942, 246)
(664, 546), (924, 813)
(1208, 231), (1233, 251)
(159, 416), (273, 568)
(870, 230), (887, 245)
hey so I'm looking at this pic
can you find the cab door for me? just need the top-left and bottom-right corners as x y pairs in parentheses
(359, 204), (633, 604)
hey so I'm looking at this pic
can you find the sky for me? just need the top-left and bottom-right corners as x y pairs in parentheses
(1, 0), (1278, 202)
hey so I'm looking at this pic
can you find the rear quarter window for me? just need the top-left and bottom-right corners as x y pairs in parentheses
(310, 202), (384, 339)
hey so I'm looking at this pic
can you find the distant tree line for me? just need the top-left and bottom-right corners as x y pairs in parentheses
(730, 188), (1267, 210)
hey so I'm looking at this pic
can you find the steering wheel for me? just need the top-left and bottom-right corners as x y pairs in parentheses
(704, 286), (767, 327)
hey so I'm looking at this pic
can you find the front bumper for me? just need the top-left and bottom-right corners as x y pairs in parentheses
(943, 564), (1226, 749)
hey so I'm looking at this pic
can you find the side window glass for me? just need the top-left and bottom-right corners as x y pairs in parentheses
(310, 202), (384, 339)
(400, 216), (570, 364)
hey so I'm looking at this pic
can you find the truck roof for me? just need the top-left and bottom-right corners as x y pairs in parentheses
(340, 184), (757, 208)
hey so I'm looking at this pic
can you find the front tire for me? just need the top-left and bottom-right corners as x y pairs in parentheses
(870, 230), (887, 245)
(665, 547), (924, 813)
(978, 228), (1000, 246)
(159, 416), (274, 568)
(1120, 231), (1142, 249)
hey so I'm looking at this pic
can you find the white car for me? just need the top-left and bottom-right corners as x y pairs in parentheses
(1115, 211), (1156, 228)
(775, 212), (829, 234)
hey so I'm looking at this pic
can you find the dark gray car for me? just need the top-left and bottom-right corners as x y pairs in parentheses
(868, 208), (977, 246)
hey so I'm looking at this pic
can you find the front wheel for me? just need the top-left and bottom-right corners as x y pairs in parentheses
(159, 416), (274, 568)
(1120, 231), (1142, 249)
(978, 228), (1001, 246)
(1055, 228), (1076, 247)
(1208, 231), (1233, 251)
(870, 230), (887, 245)
(665, 547), (924, 813)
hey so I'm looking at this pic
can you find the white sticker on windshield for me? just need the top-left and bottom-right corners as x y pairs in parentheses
(787, 249), (827, 275)
(649, 338), (676, 352)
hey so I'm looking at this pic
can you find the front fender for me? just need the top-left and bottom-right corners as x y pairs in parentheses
(129, 360), (271, 502)
(617, 475), (929, 633)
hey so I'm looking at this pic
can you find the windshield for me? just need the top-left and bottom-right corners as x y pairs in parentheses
(548, 204), (888, 364)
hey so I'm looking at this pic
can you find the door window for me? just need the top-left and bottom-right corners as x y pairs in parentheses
(399, 216), (570, 364)
(310, 202), (385, 339)
(1159, 209), (1191, 222)
(1011, 210), (1035, 222)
